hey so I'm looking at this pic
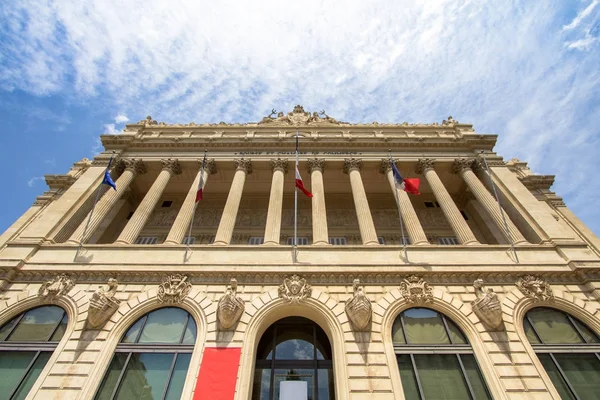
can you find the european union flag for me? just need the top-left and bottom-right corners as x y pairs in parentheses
(102, 170), (116, 190)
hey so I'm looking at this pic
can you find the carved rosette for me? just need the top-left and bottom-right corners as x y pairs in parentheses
(86, 278), (121, 329)
(118, 159), (147, 175)
(161, 158), (182, 175)
(471, 279), (503, 331)
(452, 158), (475, 174)
(516, 275), (554, 301)
(345, 279), (372, 331)
(217, 279), (245, 330)
(415, 159), (435, 174)
(234, 158), (253, 174)
(278, 275), (311, 303)
(38, 274), (75, 299)
(158, 274), (192, 304)
(307, 158), (325, 174)
(270, 158), (289, 174)
(343, 158), (362, 174)
(399, 275), (433, 304)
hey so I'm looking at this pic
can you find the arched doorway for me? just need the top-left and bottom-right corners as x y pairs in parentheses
(252, 316), (334, 400)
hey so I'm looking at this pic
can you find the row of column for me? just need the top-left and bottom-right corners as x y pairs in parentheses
(67, 156), (527, 246)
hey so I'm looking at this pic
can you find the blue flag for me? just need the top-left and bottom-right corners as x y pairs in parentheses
(102, 169), (116, 190)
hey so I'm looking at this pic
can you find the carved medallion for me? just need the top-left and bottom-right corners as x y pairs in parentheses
(399, 275), (433, 304)
(278, 274), (311, 303)
(86, 278), (121, 329)
(38, 274), (75, 299)
(217, 278), (245, 330)
(516, 275), (553, 301)
(158, 274), (192, 303)
(471, 279), (503, 331)
(345, 279), (372, 331)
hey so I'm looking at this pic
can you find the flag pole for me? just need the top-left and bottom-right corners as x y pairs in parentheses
(185, 150), (207, 262)
(479, 151), (519, 263)
(293, 130), (299, 263)
(389, 151), (408, 262)
(74, 150), (115, 261)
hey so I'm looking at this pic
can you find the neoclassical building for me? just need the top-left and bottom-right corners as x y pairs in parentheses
(1, 106), (600, 400)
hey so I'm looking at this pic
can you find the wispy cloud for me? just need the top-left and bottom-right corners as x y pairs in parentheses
(27, 176), (44, 187)
(563, 0), (598, 30)
(114, 114), (128, 124)
(103, 123), (120, 134)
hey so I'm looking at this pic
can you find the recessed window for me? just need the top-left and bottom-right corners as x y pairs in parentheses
(286, 237), (309, 245)
(135, 236), (158, 245)
(161, 200), (173, 208)
(328, 237), (347, 245)
(183, 236), (195, 245)
(378, 237), (386, 245)
(248, 237), (264, 245)
(438, 237), (458, 245)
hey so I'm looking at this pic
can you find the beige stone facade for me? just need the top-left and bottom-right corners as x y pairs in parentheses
(1, 106), (600, 399)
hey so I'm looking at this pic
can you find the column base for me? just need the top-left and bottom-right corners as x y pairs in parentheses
(212, 241), (229, 246)
(413, 240), (430, 246)
(461, 239), (480, 245)
(262, 241), (280, 246)
(114, 239), (132, 245)
(363, 240), (380, 246)
(513, 239), (529, 246)
(162, 240), (181, 246)
(65, 239), (81, 245)
(312, 241), (330, 245)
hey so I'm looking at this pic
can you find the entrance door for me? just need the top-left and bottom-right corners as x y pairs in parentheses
(252, 317), (335, 400)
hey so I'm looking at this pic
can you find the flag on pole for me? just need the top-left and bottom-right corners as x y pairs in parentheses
(101, 156), (117, 190)
(295, 166), (313, 198)
(195, 154), (207, 202)
(390, 156), (420, 195)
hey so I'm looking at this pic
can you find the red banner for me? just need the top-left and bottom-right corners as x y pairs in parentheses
(194, 347), (242, 400)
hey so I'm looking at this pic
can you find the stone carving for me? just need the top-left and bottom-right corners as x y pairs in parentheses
(416, 209), (450, 228)
(158, 274), (192, 303)
(234, 158), (253, 174)
(307, 158), (325, 173)
(270, 158), (289, 173)
(217, 279), (245, 329)
(161, 158), (182, 175)
(345, 279), (372, 331)
(278, 274), (312, 303)
(258, 106), (347, 126)
(452, 158), (475, 174)
(516, 275), (554, 301)
(415, 158), (435, 174)
(148, 208), (178, 227)
(471, 279), (503, 331)
(379, 158), (395, 174)
(343, 158), (362, 173)
(86, 278), (121, 329)
(138, 115), (158, 125)
(204, 159), (218, 175)
(38, 274), (75, 299)
(399, 275), (433, 304)
(117, 158), (147, 175)
(442, 116), (458, 125)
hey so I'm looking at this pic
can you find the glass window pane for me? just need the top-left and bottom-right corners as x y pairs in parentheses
(256, 326), (275, 360)
(12, 352), (51, 400)
(274, 369), (314, 400)
(114, 353), (174, 399)
(414, 354), (471, 399)
(0, 316), (19, 341)
(402, 308), (450, 344)
(122, 317), (145, 343)
(554, 353), (600, 399)
(445, 318), (467, 344)
(252, 368), (271, 400)
(7, 306), (65, 342)
(94, 353), (129, 400)
(527, 308), (583, 344)
(164, 353), (192, 400)
(50, 314), (68, 342)
(139, 308), (188, 344)
(318, 369), (334, 400)
(275, 325), (314, 360)
(460, 354), (492, 400)
(537, 354), (577, 400)
(182, 318), (197, 345)
(392, 317), (406, 344)
(0, 351), (37, 396)
(315, 326), (331, 360)
(397, 354), (420, 400)
(572, 319), (600, 343)
(524, 318), (540, 344)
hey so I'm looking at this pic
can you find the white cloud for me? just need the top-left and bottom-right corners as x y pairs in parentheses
(103, 123), (119, 134)
(563, 0), (598, 31)
(114, 114), (129, 124)
(27, 176), (44, 187)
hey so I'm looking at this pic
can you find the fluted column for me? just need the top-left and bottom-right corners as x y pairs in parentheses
(454, 159), (527, 244)
(344, 158), (379, 245)
(263, 159), (288, 245)
(416, 159), (479, 245)
(380, 159), (429, 245)
(67, 159), (147, 244)
(308, 159), (329, 245)
(115, 159), (182, 244)
(213, 158), (252, 245)
(164, 159), (216, 245)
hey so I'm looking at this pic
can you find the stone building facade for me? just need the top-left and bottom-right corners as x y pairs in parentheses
(1, 106), (600, 399)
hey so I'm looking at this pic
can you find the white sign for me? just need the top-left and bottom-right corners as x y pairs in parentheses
(280, 381), (308, 400)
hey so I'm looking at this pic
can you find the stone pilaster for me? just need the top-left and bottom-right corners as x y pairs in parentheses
(263, 159), (288, 245)
(380, 159), (429, 245)
(67, 159), (147, 245)
(454, 159), (527, 245)
(115, 159), (182, 245)
(416, 159), (479, 245)
(213, 159), (252, 245)
(308, 159), (329, 245)
(344, 158), (379, 245)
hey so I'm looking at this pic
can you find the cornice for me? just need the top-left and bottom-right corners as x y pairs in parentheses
(519, 175), (555, 190)
(44, 175), (77, 190)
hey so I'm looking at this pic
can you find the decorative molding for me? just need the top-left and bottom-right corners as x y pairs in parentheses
(117, 158), (147, 175)
(519, 175), (555, 191)
(345, 279), (372, 331)
(270, 158), (289, 174)
(516, 275), (554, 301)
(157, 274), (192, 303)
(161, 158), (182, 175)
(415, 158), (435, 174)
(278, 274), (312, 303)
(399, 275), (433, 304)
(452, 158), (475, 174)
(44, 175), (77, 190)
(307, 158), (325, 174)
(257, 105), (349, 126)
(38, 274), (75, 299)
(343, 158), (362, 174)
(378, 158), (395, 174)
(205, 159), (217, 175)
(86, 278), (121, 329)
(471, 279), (503, 331)
(234, 158), (253, 174)
(217, 278), (245, 330)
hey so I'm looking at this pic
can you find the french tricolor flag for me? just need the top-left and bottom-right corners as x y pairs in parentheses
(390, 156), (420, 195)
(295, 165), (313, 198)
(195, 154), (207, 202)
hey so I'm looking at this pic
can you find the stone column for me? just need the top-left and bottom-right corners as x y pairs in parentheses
(344, 158), (379, 245)
(308, 159), (329, 245)
(380, 159), (429, 245)
(454, 159), (527, 244)
(263, 159), (288, 245)
(67, 159), (147, 245)
(115, 159), (182, 245)
(213, 159), (252, 245)
(164, 159), (216, 245)
(416, 159), (479, 245)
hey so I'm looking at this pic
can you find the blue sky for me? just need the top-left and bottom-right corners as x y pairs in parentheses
(0, 0), (599, 236)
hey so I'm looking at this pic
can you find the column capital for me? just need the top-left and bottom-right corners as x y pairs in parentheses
(203, 159), (217, 174)
(270, 158), (289, 174)
(415, 158), (435, 174)
(343, 158), (362, 174)
(307, 158), (325, 174)
(452, 158), (476, 174)
(161, 158), (182, 175)
(379, 158), (394, 174)
(234, 158), (252, 174)
(117, 159), (147, 175)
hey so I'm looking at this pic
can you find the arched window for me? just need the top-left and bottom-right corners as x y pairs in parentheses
(95, 307), (197, 400)
(524, 307), (600, 399)
(252, 317), (334, 400)
(393, 308), (491, 399)
(0, 305), (68, 400)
